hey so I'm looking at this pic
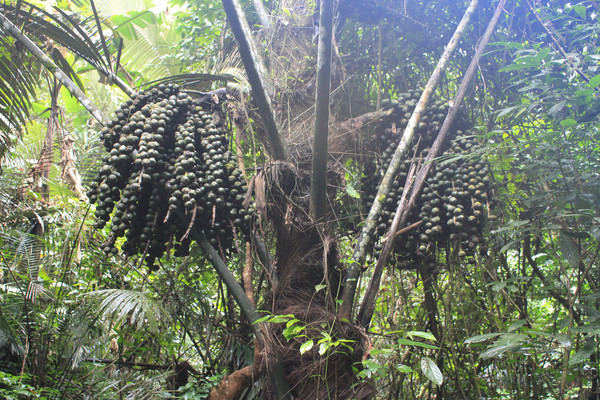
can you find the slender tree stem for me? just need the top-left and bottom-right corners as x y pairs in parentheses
(309, 0), (335, 222)
(243, 242), (256, 307)
(251, 0), (270, 27)
(357, 161), (417, 328)
(339, 0), (480, 320)
(191, 228), (291, 400)
(221, 0), (289, 161)
(0, 11), (107, 124)
(357, 0), (506, 328)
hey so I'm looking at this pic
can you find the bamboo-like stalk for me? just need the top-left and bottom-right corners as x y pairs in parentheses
(338, 0), (480, 320)
(0, 11), (107, 124)
(309, 0), (335, 222)
(221, 0), (289, 162)
(357, 0), (507, 329)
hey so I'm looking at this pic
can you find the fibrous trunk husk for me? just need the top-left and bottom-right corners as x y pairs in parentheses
(253, 161), (373, 399)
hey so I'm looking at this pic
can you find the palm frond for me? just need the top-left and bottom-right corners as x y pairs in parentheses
(0, 35), (37, 156)
(87, 289), (171, 333)
(57, 306), (99, 369)
(0, 307), (25, 356)
(1, 3), (134, 96)
(0, 230), (44, 279)
(142, 72), (239, 91)
(0, 4), (109, 71)
(25, 280), (51, 303)
(117, 22), (172, 83)
(99, 369), (172, 400)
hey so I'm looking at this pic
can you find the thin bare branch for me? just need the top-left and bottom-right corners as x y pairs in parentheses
(357, 0), (506, 329)
(339, 0), (480, 320)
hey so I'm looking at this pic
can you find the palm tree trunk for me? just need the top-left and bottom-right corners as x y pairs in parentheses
(309, 0), (335, 222)
(221, 0), (289, 162)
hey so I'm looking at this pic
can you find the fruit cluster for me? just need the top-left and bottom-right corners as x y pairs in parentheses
(87, 84), (251, 270)
(364, 92), (492, 266)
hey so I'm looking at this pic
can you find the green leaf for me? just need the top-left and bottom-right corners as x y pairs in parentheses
(318, 341), (329, 355)
(507, 320), (527, 332)
(491, 280), (507, 292)
(407, 331), (437, 342)
(537, 47), (551, 63)
(286, 318), (300, 328)
(575, 88), (594, 97)
(300, 340), (314, 355)
(397, 338), (439, 350)
(560, 232), (581, 267)
(345, 183), (360, 199)
(253, 314), (273, 324)
(573, 5), (586, 19)
(480, 343), (521, 359)
(268, 314), (294, 324)
(562, 230), (590, 240)
(549, 100), (566, 116)
(315, 284), (327, 292)
(569, 340), (596, 365)
(553, 333), (572, 349)
(420, 357), (443, 385)
(588, 74), (600, 88)
(283, 324), (305, 341)
(396, 364), (413, 373)
(560, 118), (577, 127)
(499, 63), (535, 72)
(464, 333), (503, 344)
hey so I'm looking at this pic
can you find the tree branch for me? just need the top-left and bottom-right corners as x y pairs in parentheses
(209, 364), (260, 399)
(357, 0), (505, 328)
(525, 0), (592, 86)
(0, 10), (107, 124)
(221, 0), (289, 161)
(357, 161), (417, 328)
(339, 0), (480, 321)
(309, 0), (335, 222)
(251, 0), (270, 28)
